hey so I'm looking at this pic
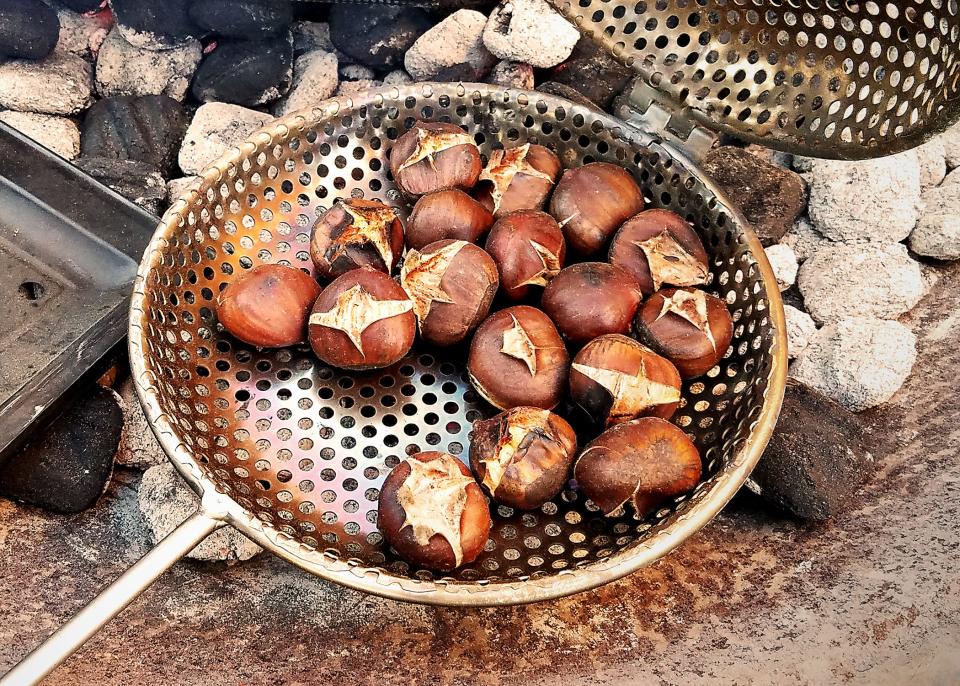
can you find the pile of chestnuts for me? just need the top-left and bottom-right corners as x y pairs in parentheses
(214, 119), (735, 572)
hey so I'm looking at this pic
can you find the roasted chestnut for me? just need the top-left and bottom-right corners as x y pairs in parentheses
(405, 188), (494, 249)
(399, 239), (499, 346)
(540, 262), (641, 345)
(634, 287), (734, 378)
(378, 451), (491, 571)
(310, 198), (405, 280)
(307, 267), (415, 370)
(389, 120), (482, 198)
(569, 334), (681, 427)
(608, 209), (710, 296)
(474, 143), (561, 217)
(216, 264), (321, 348)
(574, 417), (702, 519)
(484, 210), (566, 301)
(467, 305), (569, 410)
(470, 407), (577, 510)
(549, 162), (645, 255)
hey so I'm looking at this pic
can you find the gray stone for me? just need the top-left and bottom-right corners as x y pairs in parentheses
(0, 0), (59, 60)
(0, 111), (80, 159)
(784, 304), (817, 359)
(166, 175), (199, 204)
(916, 137), (947, 189)
(115, 377), (167, 470)
(910, 173), (960, 260)
(544, 39), (632, 109)
(791, 317), (917, 412)
(804, 152), (922, 243)
(328, 5), (430, 71)
(139, 463), (262, 561)
(483, 0), (580, 69)
(52, 5), (112, 59)
(780, 215), (828, 263)
(405, 10), (496, 82)
(178, 102), (274, 175)
(274, 49), (338, 117)
(764, 243), (798, 292)
(292, 20), (336, 57)
(95, 28), (202, 101)
(939, 118), (960, 169)
(339, 64), (374, 82)
(111, 0), (198, 51)
(190, 34), (293, 107)
(488, 60), (535, 90)
(73, 157), (167, 214)
(382, 69), (412, 87)
(0, 51), (94, 115)
(798, 242), (926, 324)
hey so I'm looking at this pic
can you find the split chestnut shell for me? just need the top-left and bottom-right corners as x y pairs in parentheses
(389, 120), (482, 198)
(310, 198), (405, 281)
(484, 209), (566, 301)
(474, 143), (561, 217)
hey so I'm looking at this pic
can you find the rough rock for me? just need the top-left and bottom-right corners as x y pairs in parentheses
(780, 216), (827, 263)
(483, 0), (580, 69)
(189, 0), (293, 39)
(0, 0), (59, 60)
(764, 243), (798, 292)
(329, 5), (431, 71)
(909, 175), (960, 260)
(745, 144), (793, 169)
(52, 4), (112, 59)
(537, 80), (602, 110)
(336, 79), (380, 97)
(798, 242), (926, 324)
(339, 63), (374, 82)
(791, 317), (917, 412)
(750, 380), (872, 520)
(115, 377), (167, 470)
(382, 69), (412, 87)
(111, 0), (198, 50)
(488, 60), (535, 90)
(783, 304), (816, 359)
(139, 463), (262, 561)
(0, 51), (94, 115)
(166, 175), (199, 204)
(95, 28), (202, 101)
(273, 49), (337, 117)
(0, 111), (81, 159)
(191, 34), (293, 106)
(405, 10), (496, 82)
(73, 157), (166, 214)
(292, 20), (335, 58)
(940, 118), (960, 168)
(81, 95), (188, 175)
(179, 102), (274, 175)
(547, 39), (632, 109)
(804, 152), (921, 243)
(0, 385), (121, 513)
(916, 137), (947, 189)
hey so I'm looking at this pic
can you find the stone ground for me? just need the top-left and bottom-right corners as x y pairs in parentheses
(1, 267), (959, 686)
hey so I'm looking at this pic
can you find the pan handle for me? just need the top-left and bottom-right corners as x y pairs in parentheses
(0, 508), (226, 686)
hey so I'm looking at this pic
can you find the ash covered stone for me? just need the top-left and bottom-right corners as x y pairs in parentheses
(178, 101), (274, 175)
(166, 175), (199, 205)
(0, 51), (94, 114)
(405, 10), (496, 82)
(336, 79), (381, 97)
(0, 111), (80, 159)
(910, 168), (960, 260)
(73, 157), (166, 214)
(329, 5), (431, 71)
(916, 137), (947, 189)
(0, 0), (60, 60)
(781, 216), (827, 264)
(273, 49), (337, 116)
(939, 118), (960, 169)
(339, 63), (374, 82)
(537, 80), (602, 110)
(382, 69), (413, 87)
(51, 3), (111, 60)
(483, 0), (580, 69)
(292, 20), (334, 57)
(111, 0), (198, 51)
(488, 60), (535, 90)
(115, 377), (167, 470)
(783, 304), (816, 359)
(191, 34), (293, 106)
(95, 27), (202, 101)
(189, 0), (293, 40)
(546, 39), (632, 109)
(764, 243), (798, 292)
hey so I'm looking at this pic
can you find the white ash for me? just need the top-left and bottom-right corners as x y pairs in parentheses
(139, 463), (262, 562)
(273, 49), (338, 117)
(178, 102), (275, 175)
(0, 52), (95, 115)
(405, 10), (495, 81)
(382, 69), (413, 86)
(791, 317), (917, 412)
(336, 79), (381, 97)
(483, 0), (580, 69)
(0, 111), (80, 160)
(339, 64), (375, 81)
(488, 60), (535, 90)
(939, 118), (960, 169)
(798, 242), (926, 324)
(780, 216), (828, 263)
(52, 4), (111, 60)
(166, 176), (200, 205)
(783, 305), (817, 359)
(803, 151), (921, 243)
(910, 169), (960, 260)
(114, 377), (167, 470)
(95, 28), (202, 101)
(764, 243), (798, 292)
(916, 137), (947, 189)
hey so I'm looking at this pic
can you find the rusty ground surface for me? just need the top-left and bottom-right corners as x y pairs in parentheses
(1, 265), (959, 686)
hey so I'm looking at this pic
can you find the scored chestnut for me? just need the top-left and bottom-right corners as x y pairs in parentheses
(540, 262), (641, 345)
(308, 267), (415, 370)
(608, 208), (710, 296)
(405, 188), (494, 250)
(399, 239), (499, 346)
(549, 162), (645, 255)
(634, 287), (734, 378)
(574, 417), (702, 519)
(216, 263), (321, 348)
(310, 198), (405, 281)
(378, 451), (492, 571)
(569, 334), (682, 427)
(474, 143), (561, 217)
(470, 407), (577, 510)
(389, 120), (482, 198)
(467, 305), (569, 410)
(484, 210), (566, 301)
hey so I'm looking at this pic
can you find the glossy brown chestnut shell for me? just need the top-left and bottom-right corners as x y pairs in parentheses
(307, 267), (415, 370)
(540, 262), (641, 345)
(569, 334), (682, 427)
(216, 264), (321, 348)
(574, 417), (702, 519)
(634, 287), (734, 378)
(484, 209), (566, 301)
(608, 209), (710, 296)
(549, 162), (645, 255)
(378, 451), (491, 571)
(310, 198), (405, 281)
(474, 143), (562, 217)
(405, 188), (494, 250)
(399, 239), (499, 346)
(389, 120), (482, 198)
(467, 305), (569, 410)
(470, 407), (577, 510)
